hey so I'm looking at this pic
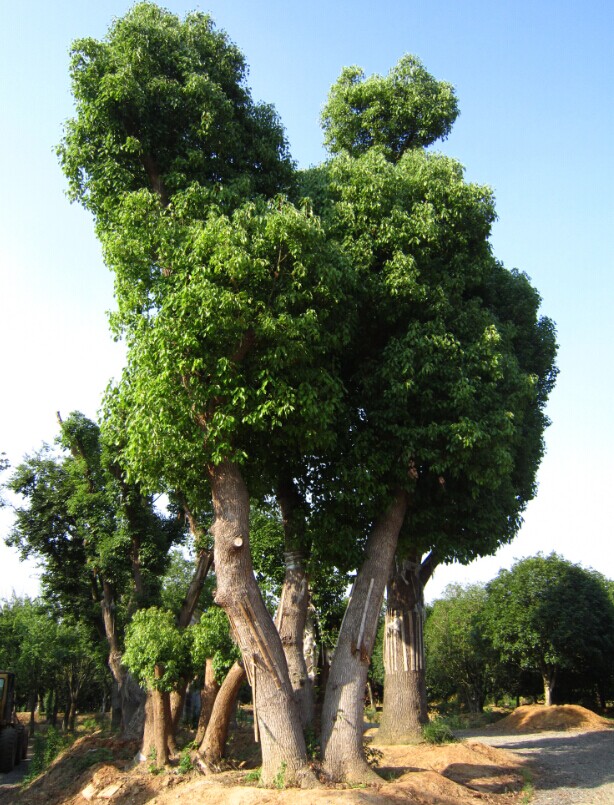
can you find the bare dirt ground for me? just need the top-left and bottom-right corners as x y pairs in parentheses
(457, 705), (614, 805)
(1, 705), (611, 805)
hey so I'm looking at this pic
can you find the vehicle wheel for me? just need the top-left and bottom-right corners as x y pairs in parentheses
(13, 731), (21, 767)
(0, 728), (16, 773)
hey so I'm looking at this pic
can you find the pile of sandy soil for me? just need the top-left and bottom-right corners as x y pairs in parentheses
(3, 733), (527, 805)
(492, 704), (612, 734)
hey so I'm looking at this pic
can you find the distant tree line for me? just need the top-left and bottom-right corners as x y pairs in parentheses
(423, 554), (614, 713)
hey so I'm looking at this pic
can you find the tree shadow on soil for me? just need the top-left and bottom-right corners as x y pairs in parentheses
(459, 730), (614, 792)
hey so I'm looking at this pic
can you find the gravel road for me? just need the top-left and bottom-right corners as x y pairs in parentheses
(458, 728), (614, 804)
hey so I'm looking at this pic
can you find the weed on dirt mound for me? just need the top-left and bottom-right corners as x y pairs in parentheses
(1, 734), (139, 805)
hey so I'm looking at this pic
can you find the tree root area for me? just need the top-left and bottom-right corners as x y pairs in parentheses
(0, 730), (531, 805)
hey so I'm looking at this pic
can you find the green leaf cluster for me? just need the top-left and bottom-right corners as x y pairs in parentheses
(189, 606), (240, 684)
(58, 2), (292, 221)
(123, 606), (191, 691)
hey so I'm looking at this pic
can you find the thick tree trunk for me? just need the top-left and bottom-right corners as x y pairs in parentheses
(542, 667), (556, 706)
(378, 553), (436, 743)
(303, 603), (318, 692)
(110, 681), (122, 731)
(321, 490), (408, 783)
(152, 690), (168, 767)
(199, 661), (245, 765)
(152, 666), (169, 767)
(209, 460), (314, 787)
(169, 685), (187, 738)
(276, 555), (313, 727)
(163, 689), (176, 755)
(140, 693), (155, 762)
(101, 580), (145, 734)
(195, 659), (220, 745)
(121, 673), (147, 739)
(277, 477), (314, 727)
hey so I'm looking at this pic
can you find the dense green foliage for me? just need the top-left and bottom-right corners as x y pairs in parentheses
(0, 596), (107, 724)
(1, 3), (566, 778)
(424, 557), (614, 712)
(6, 413), (179, 642)
(321, 54), (459, 160)
(58, 2), (293, 220)
(190, 607), (241, 684)
(426, 584), (499, 712)
(483, 553), (614, 702)
(123, 607), (191, 692)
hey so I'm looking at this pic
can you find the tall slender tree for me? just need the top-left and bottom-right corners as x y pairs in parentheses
(6, 412), (178, 731)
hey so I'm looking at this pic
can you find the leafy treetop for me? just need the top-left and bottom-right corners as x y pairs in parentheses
(321, 55), (459, 161)
(58, 1), (293, 221)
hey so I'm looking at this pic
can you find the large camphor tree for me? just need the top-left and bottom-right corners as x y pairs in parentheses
(298, 63), (556, 769)
(59, 3), (351, 785)
(311, 58), (557, 751)
(58, 3), (557, 785)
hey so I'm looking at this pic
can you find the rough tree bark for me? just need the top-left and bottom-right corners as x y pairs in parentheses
(199, 661), (246, 765)
(195, 658), (221, 745)
(303, 602), (318, 693)
(209, 459), (315, 787)
(169, 536), (214, 735)
(277, 476), (314, 727)
(152, 666), (169, 767)
(542, 666), (556, 707)
(141, 693), (155, 761)
(321, 490), (408, 783)
(378, 551), (437, 743)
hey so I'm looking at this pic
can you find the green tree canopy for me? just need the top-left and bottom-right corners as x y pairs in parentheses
(6, 412), (178, 624)
(123, 607), (191, 692)
(58, 1), (293, 221)
(321, 55), (459, 161)
(425, 583), (498, 712)
(483, 553), (614, 706)
(189, 607), (241, 684)
(57, 6), (558, 781)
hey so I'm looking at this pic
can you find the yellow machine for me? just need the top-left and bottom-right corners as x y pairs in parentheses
(0, 671), (28, 773)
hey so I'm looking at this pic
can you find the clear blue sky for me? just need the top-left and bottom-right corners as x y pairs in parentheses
(1, 0), (612, 601)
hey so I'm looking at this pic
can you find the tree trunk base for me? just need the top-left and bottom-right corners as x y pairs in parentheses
(323, 757), (382, 786)
(375, 729), (423, 745)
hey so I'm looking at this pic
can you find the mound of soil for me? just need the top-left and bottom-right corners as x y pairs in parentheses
(3, 733), (527, 805)
(492, 704), (611, 734)
(372, 740), (524, 795)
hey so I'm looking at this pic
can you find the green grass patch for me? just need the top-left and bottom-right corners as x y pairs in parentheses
(520, 768), (534, 804)
(22, 727), (74, 785)
(422, 718), (458, 745)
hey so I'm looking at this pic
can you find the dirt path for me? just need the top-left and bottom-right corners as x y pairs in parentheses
(458, 728), (614, 804)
